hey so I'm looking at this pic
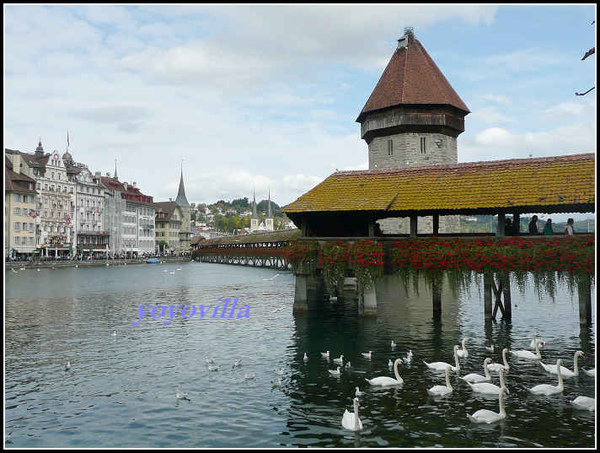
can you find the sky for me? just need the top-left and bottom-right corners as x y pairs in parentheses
(3, 4), (597, 221)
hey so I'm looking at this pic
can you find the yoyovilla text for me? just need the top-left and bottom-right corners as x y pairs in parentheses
(132, 298), (249, 327)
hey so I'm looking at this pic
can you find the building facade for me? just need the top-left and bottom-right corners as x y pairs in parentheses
(154, 201), (183, 253)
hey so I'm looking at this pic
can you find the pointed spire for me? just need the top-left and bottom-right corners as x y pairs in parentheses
(175, 165), (190, 207)
(35, 138), (45, 156)
(267, 188), (272, 218)
(114, 159), (118, 180)
(252, 191), (258, 219)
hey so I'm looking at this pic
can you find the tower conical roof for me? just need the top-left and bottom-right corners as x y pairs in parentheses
(175, 168), (190, 207)
(357, 29), (469, 123)
(252, 191), (258, 219)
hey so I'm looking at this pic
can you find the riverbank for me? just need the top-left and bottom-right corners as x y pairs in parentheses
(5, 256), (192, 270)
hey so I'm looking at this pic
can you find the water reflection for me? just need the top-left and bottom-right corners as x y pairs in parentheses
(5, 265), (595, 448)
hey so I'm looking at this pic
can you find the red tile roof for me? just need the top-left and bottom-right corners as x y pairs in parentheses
(100, 176), (154, 205)
(357, 32), (469, 122)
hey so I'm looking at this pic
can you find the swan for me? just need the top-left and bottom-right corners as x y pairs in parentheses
(344, 361), (352, 369)
(341, 397), (363, 431)
(333, 354), (344, 365)
(468, 388), (508, 424)
(423, 345), (460, 373)
(321, 351), (330, 359)
(467, 368), (509, 396)
(529, 359), (564, 396)
(427, 365), (453, 397)
(485, 343), (495, 353)
(329, 366), (342, 377)
(487, 348), (510, 373)
(571, 396), (595, 411)
(404, 350), (413, 365)
(365, 358), (403, 386)
(461, 358), (493, 384)
(510, 339), (543, 360)
(456, 337), (471, 359)
(540, 350), (584, 378)
(388, 359), (393, 370)
(362, 351), (372, 360)
(19, 267), (25, 270)
(391, 340), (397, 349)
(11, 269), (18, 273)
(529, 332), (546, 349)
(303, 353), (309, 362)
(582, 368), (595, 377)
(355, 386), (365, 397)
(37, 268), (41, 272)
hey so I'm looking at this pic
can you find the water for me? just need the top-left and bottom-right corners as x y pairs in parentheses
(4, 263), (596, 448)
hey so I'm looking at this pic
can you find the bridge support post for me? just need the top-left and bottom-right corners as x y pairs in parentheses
(432, 275), (442, 321)
(358, 284), (377, 316)
(410, 215), (418, 237)
(293, 273), (309, 313)
(484, 272), (493, 321)
(578, 276), (592, 326)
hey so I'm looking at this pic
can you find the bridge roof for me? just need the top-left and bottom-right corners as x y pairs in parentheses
(198, 229), (301, 246)
(283, 153), (595, 215)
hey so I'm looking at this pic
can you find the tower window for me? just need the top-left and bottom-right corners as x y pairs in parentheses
(387, 139), (394, 156)
(420, 137), (426, 154)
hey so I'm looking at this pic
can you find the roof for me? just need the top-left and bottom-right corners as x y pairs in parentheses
(175, 169), (190, 207)
(283, 154), (595, 215)
(5, 157), (37, 194)
(154, 201), (181, 221)
(100, 176), (154, 205)
(198, 229), (301, 246)
(357, 31), (469, 123)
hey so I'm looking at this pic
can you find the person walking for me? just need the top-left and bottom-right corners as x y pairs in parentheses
(528, 215), (539, 235)
(543, 218), (554, 236)
(564, 218), (575, 236)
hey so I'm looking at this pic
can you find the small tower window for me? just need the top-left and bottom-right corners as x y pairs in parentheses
(420, 137), (426, 154)
(387, 139), (394, 156)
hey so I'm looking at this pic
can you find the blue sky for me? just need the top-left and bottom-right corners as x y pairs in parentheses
(4, 4), (596, 218)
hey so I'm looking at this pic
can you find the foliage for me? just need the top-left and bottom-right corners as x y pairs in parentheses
(285, 241), (320, 274)
(318, 240), (351, 294)
(351, 239), (385, 290)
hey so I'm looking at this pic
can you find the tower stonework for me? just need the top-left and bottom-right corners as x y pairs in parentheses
(357, 28), (469, 234)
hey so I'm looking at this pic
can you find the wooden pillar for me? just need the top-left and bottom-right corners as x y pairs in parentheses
(578, 276), (592, 326)
(293, 273), (309, 313)
(410, 215), (418, 237)
(432, 275), (442, 321)
(513, 213), (520, 236)
(502, 272), (512, 320)
(496, 212), (505, 237)
(484, 272), (493, 320)
(433, 214), (439, 236)
(368, 219), (375, 237)
(360, 284), (378, 317)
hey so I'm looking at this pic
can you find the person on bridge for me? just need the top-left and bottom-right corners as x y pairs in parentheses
(528, 215), (539, 235)
(543, 218), (554, 236)
(504, 218), (514, 236)
(564, 218), (575, 236)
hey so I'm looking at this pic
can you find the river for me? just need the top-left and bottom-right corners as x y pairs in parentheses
(4, 262), (596, 447)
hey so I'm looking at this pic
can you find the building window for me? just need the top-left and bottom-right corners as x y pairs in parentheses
(420, 137), (426, 154)
(387, 139), (393, 156)
(14, 207), (21, 215)
(15, 194), (21, 202)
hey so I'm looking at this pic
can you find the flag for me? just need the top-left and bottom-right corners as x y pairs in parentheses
(28, 209), (38, 218)
(67, 129), (70, 149)
(65, 213), (71, 224)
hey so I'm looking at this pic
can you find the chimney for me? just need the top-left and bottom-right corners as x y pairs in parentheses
(12, 153), (22, 174)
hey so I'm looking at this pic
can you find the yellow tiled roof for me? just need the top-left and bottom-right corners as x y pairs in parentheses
(283, 154), (595, 213)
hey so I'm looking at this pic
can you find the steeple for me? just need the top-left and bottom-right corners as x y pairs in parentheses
(114, 159), (118, 180)
(175, 167), (190, 207)
(267, 188), (272, 218)
(35, 138), (45, 156)
(251, 191), (258, 219)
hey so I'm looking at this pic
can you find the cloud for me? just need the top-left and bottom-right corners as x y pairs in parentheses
(480, 94), (512, 105)
(543, 101), (593, 119)
(470, 107), (513, 125)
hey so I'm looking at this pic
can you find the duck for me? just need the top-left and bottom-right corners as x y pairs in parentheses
(341, 397), (363, 431)
(487, 348), (510, 373)
(333, 354), (344, 365)
(467, 368), (509, 396)
(355, 386), (365, 397)
(274, 368), (284, 375)
(208, 365), (220, 372)
(427, 365), (454, 397)
(233, 359), (243, 367)
(361, 351), (373, 360)
(329, 366), (342, 377)
(65, 361), (71, 371)
(485, 343), (495, 353)
(404, 350), (414, 365)
(528, 359), (564, 396)
(539, 350), (584, 378)
(176, 390), (191, 401)
(321, 351), (330, 359)
(344, 361), (352, 369)
(205, 357), (215, 364)
(112, 330), (117, 337)
(582, 368), (595, 377)
(461, 358), (493, 384)
(244, 372), (256, 380)
(391, 340), (397, 349)
(456, 337), (471, 359)
(510, 339), (543, 360)
(571, 396), (595, 411)
(365, 358), (403, 386)
(271, 379), (283, 387)
(303, 353), (309, 362)
(468, 388), (508, 424)
(423, 345), (460, 373)
(388, 359), (394, 370)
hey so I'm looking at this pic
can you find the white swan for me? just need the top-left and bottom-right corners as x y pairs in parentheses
(468, 388), (507, 424)
(355, 386), (365, 397)
(456, 337), (471, 359)
(582, 368), (595, 377)
(423, 345), (460, 373)
(341, 397), (363, 431)
(571, 396), (595, 411)
(540, 350), (584, 378)
(404, 350), (413, 365)
(485, 343), (495, 353)
(303, 353), (309, 362)
(461, 358), (493, 384)
(467, 368), (509, 396)
(529, 359), (564, 396)
(329, 366), (342, 377)
(529, 332), (546, 349)
(510, 339), (543, 360)
(388, 359), (393, 370)
(333, 354), (344, 365)
(361, 351), (372, 360)
(321, 351), (330, 359)
(391, 340), (397, 349)
(345, 361), (352, 369)
(487, 348), (510, 373)
(366, 358), (403, 386)
(427, 365), (453, 397)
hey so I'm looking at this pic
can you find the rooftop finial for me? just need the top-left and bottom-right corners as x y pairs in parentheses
(404, 26), (414, 37)
(397, 27), (414, 50)
(114, 158), (118, 179)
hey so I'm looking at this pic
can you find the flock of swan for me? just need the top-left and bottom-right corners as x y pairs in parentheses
(333, 334), (595, 432)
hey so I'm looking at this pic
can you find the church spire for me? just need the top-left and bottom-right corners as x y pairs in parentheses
(251, 191), (258, 219)
(114, 159), (118, 180)
(175, 166), (190, 207)
(267, 188), (272, 218)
